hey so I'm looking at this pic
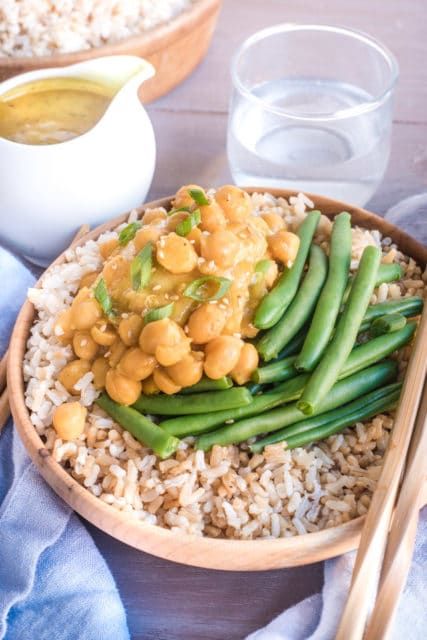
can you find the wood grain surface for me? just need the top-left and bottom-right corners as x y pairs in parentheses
(9, 1), (427, 638)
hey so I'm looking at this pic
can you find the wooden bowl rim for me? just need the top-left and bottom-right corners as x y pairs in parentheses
(0, 0), (221, 68)
(8, 188), (427, 571)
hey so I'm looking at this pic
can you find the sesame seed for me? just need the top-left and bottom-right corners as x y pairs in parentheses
(223, 297), (230, 304)
(198, 257), (206, 264)
(152, 284), (161, 291)
(233, 333), (241, 338)
(158, 251), (165, 259)
(81, 339), (88, 346)
(184, 326), (189, 334)
(100, 324), (107, 331)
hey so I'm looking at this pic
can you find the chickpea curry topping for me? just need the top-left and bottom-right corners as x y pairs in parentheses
(53, 185), (300, 433)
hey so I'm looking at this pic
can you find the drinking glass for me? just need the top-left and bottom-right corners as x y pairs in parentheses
(227, 24), (399, 206)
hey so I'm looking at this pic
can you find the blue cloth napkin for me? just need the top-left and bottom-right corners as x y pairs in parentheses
(0, 248), (130, 640)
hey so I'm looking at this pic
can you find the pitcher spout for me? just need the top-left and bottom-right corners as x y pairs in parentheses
(65, 55), (155, 94)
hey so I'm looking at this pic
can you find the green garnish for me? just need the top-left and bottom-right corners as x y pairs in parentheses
(144, 302), (175, 324)
(168, 206), (192, 216)
(118, 221), (142, 246)
(176, 209), (201, 237)
(130, 243), (152, 291)
(184, 276), (232, 302)
(188, 188), (209, 206)
(255, 259), (274, 275)
(94, 278), (113, 316)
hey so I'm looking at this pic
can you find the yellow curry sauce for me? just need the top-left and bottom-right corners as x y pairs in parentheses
(53, 185), (301, 419)
(0, 77), (113, 145)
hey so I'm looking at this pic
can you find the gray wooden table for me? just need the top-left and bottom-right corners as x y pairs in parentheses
(86, 1), (427, 638)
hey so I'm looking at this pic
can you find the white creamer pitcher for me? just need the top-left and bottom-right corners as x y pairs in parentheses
(0, 55), (156, 265)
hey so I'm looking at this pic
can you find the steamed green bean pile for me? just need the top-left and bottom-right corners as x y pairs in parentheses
(97, 210), (423, 457)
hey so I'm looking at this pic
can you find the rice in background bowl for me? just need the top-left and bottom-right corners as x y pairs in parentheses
(23, 189), (427, 540)
(0, 0), (198, 57)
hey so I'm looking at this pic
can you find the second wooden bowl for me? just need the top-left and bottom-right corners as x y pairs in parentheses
(0, 0), (222, 103)
(8, 189), (427, 570)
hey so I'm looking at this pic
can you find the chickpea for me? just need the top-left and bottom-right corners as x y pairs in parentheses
(118, 313), (143, 346)
(139, 318), (185, 354)
(156, 340), (190, 367)
(79, 270), (99, 290)
(58, 359), (91, 394)
(105, 369), (142, 406)
(101, 255), (130, 290)
(142, 208), (168, 225)
(92, 357), (110, 389)
(187, 226), (202, 253)
(153, 368), (182, 395)
(215, 185), (252, 222)
(134, 226), (162, 251)
(53, 309), (74, 344)
(118, 348), (156, 381)
(268, 230), (300, 266)
(261, 212), (286, 233)
(173, 184), (204, 209)
(99, 238), (119, 259)
(187, 303), (227, 343)
(204, 336), (243, 379)
(156, 233), (198, 274)
(72, 331), (98, 360)
(230, 343), (259, 384)
(200, 230), (240, 269)
(166, 351), (203, 387)
(53, 402), (87, 440)
(90, 322), (117, 347)
(108, 339), (127, 368)
(70, 289), (102, 331)
(141, 376), (160, 395)
(199, 200), (227, 232)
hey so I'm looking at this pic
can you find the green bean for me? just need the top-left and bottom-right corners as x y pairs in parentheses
(132, 387), (252, 416)
(252, 355), (297, 384)
(370, 313), (407, 337)
(283, 389), (400, 450)
(297, 245), (381, 415)
(180, 376), (232, 394)
(254, 210), (321, 329)
(251, 321), (415, 386)
(251, 382), (402, 452)
(257, 244), (329, 361)
(340, 321), (416, 377)
(359, 296), (423, 332)
(275, 326), (308, 358)
(196, 360), (397, 450)
(161, 375), (310, 437)
(342, 262), (404, 304)
(295, 212), (351, 371)
(246, 382), (264, 395)
(96, 394), (180, 459)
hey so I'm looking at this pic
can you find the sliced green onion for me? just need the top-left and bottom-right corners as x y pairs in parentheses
(184, 276), (232, 302)
(188, 188), (209, 206)
(168, 206), (192, 216)
(176, 209), (201, 237)
(255, 259), (274, 275)
(130, 243), (152, 291)
(118, 221), (142, 246)
(94, 277), (113, 315)
(144, 302), (175, 324)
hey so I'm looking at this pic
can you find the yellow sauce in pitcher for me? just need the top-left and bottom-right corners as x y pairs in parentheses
(0, 77), (114, 145)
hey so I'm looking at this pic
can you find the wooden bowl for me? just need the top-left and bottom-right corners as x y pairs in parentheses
(8, 189), (427, 571)
(0, 0), (222, 103)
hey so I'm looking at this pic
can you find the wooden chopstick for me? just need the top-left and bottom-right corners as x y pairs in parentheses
(0, 225), (90, 434)
(0, 349), (7, 393)
(364, 380), (427, 639)
(336, 305), (427, 640)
